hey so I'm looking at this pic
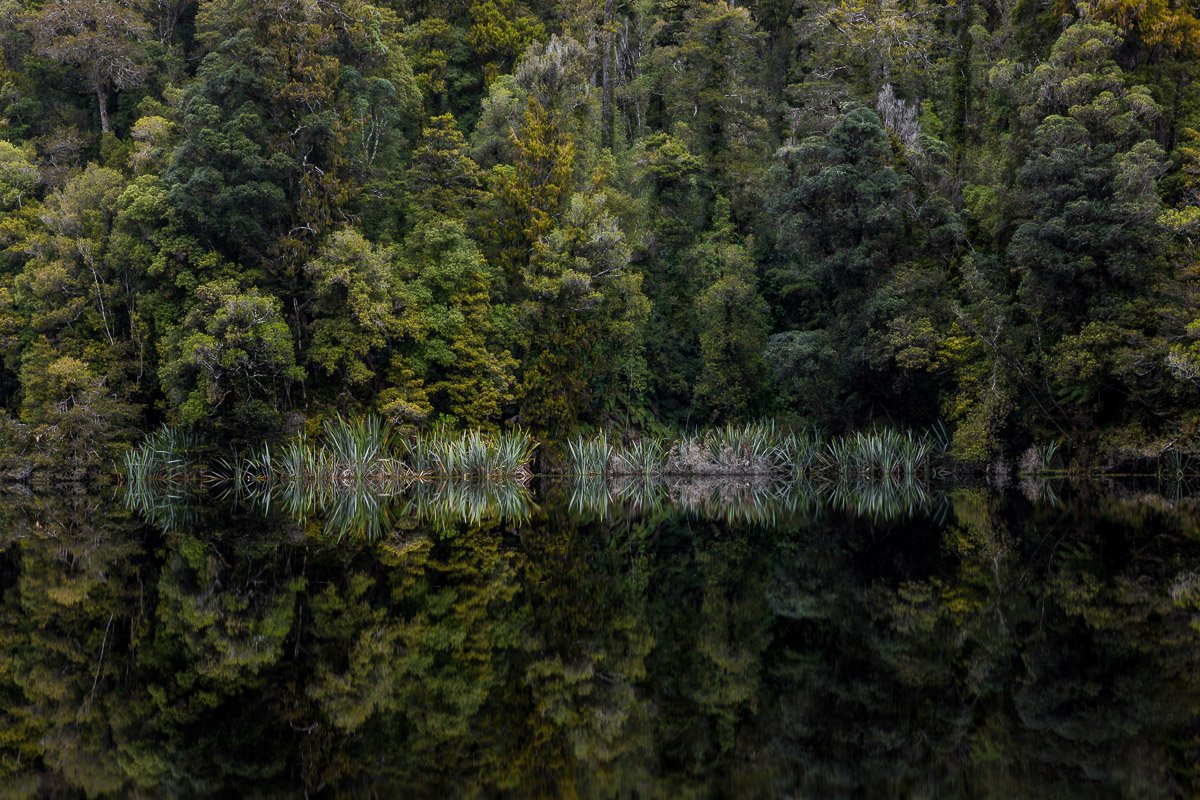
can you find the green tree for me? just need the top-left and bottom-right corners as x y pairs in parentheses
(17, 340), (135, 476)
(767, 107), (909, 326)
(0, 141), (38, 210)
(26, 0), (151, 133)
(303, 228), (405, 401)
(518, 191), (649, 435)
(1007, 22), (1165, 429)
(692, 200), (769, 421)
(1009, 23), (1163, 330)
(396, 217), (515, 428)
(14, 164), (138, 393)
(405, 113), (488, 222)
(1087, 0), (1200, 54)
(164, 31), (293, 264)
(162, 280), (303, 435)
(467, 0), (544, 84)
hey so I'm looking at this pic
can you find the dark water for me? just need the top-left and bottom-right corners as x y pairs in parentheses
(2, 479), (1199, 798)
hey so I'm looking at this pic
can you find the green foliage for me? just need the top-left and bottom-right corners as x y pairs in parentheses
(467, 0), (545, 84)
(163, 280), (303, 435)
(394, 217), (516, 429)
(692, 200), (769, 421)
(0, 0), (1197, 469)
(304, 228), (404, 397)
(406, 113), (488, 221)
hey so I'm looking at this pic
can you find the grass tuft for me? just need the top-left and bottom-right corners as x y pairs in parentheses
(566, 423), (944, 480)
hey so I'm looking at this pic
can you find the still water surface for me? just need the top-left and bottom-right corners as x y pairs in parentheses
(1, 478), (1198, 797)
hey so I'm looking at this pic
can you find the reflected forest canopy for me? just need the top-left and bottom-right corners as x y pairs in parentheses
(0, 484), (1199, 795)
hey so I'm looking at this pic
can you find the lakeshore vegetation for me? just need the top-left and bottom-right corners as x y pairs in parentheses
(0, 0), (1199, 476)
(121, 418), (954, 534)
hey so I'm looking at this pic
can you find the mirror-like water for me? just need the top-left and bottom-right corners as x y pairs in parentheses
(0, 481), (1198, 797)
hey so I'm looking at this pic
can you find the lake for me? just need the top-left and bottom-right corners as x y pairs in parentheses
(0, 477), (1197, 797)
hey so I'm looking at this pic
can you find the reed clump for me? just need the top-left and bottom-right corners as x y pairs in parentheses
(124, 417), (538, 537)
(121, 426), (215, 531)
(122, 425), (204, 490)
(1018, 439), (1062, 476)
(567, 423), (945, 480)
(220, 415), (407, 490)
(214, 417), (537, 490)
(123, 416), (538, 508)
(405, 424), (537, 480)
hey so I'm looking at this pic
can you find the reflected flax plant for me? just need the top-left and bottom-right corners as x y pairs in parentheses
(124, 419), (947, 531)
(121, 417), (539, 536)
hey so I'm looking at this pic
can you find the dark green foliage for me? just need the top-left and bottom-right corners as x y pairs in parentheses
(692, 199), (769, 420)
(1001, 23), (1171, 437)
(162, 279), (303, 436)
(303, 228), (404, 398)
(764, 107), (926, 423)
(0, 0), (1197, 468)
(6, 480), (1200, 794)
(165, 32), (293, 263)
(767, 107), (909, 327)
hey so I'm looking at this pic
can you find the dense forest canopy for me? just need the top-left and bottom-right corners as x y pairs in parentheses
(0, 0), (1199, 472)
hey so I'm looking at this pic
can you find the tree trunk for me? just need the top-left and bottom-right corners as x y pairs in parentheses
(601, 0), (614, 150)
(950, 0), (972, 173)
(96, 86), (110, 133)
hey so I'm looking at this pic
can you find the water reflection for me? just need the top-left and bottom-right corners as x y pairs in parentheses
(226, 478), (537, 538)
(0, 484), (1198, 796)
(124, 476), (537, 539)
(569, 474), (945, 525)
(125, 472), (946, 537)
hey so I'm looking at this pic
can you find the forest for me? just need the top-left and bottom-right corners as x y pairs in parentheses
(1, 486), (1197, 796)
(0, 0), (1198, 476)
